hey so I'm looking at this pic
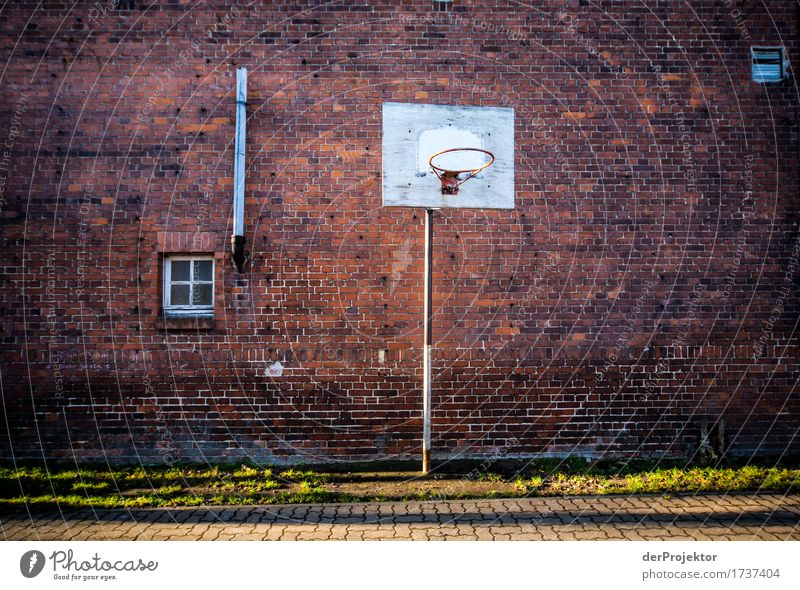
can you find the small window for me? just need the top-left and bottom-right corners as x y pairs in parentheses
(163, 256), (214, 317)
(752, 47), (787, 82)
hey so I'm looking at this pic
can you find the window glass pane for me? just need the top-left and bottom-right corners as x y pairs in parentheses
(194, 260), (213, 281)
(193, 283), (213, 306)
(170, 284), (190, 305)
(171, 260), (190, 281)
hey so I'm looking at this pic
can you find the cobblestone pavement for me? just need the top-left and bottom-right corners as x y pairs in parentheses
(2, 493), (798, 541)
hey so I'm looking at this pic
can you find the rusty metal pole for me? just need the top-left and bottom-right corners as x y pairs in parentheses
(422, 208), (433, 474)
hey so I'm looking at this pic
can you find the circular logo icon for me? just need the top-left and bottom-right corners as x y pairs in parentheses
(20, 550), (46, 578)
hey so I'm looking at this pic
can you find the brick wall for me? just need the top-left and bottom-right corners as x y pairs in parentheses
(1, 0), (798, 464)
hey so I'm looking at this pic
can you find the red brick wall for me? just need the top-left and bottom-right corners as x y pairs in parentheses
(1, 1), (798, 464)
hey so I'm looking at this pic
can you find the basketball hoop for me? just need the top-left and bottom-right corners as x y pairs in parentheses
(429, 147), (495, 195)
(382, 103), (514, 473)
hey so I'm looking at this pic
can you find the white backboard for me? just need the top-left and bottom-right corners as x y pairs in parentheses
(382, 102), (514, 209)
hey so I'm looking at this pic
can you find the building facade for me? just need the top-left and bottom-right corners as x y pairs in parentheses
(1, 0), (799, 464)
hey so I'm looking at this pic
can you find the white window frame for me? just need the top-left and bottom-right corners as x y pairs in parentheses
(163, 255), (214, 317)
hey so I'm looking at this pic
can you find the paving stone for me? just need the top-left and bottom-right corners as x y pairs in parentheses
(198, 526), (224, 541)
(360, 529), (392, 540)
(2, 493), (797, 541)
